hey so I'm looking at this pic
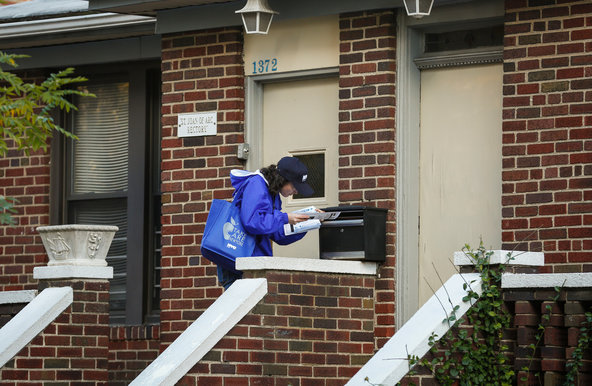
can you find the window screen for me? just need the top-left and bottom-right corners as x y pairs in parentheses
(293, 153), (325, 199)
(70, 81), (130, 318)
(72, 82), (129, 194)
(70, 199), (128, 313)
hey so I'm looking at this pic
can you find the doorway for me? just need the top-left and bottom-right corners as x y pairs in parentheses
(418, 63), (503, 305)
(247, 73), (339, 258)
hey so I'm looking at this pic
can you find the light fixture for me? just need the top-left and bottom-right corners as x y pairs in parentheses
(236, 0), (278, 35)
(403, 0), (434, 19)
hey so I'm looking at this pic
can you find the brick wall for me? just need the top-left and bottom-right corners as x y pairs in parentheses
(508, 289), (592, 385)
(0, 68), (162, 383)
(108, 325), (160, 385)
(338, 10), (397, 348)
(0, 279), (110, 384)
(0, 301), (27, 328)
(399, 286), (592, 385)
(178, 269), (376, 385)
(157, 12), (398, 380)
(502, 0), (592, 272)
(0, 96), (51, 292)
(159, 27), (245, 347)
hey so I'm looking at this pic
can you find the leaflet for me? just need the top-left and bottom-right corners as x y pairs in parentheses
(283, 219), (321, 236)
(293, 206), (340, 221)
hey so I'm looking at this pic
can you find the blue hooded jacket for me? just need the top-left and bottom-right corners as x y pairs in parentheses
(230, 169), (306, 256)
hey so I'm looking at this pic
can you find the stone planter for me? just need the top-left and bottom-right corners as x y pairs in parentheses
(37, 225), (118, 267)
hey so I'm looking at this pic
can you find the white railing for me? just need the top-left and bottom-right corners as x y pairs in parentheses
(0, 287), (73, 368)
(131, 278), (268, 386)
(346, 273), (483, 385)
(347, 250), (547, 385)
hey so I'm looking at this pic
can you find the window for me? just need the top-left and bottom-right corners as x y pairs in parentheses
(51, 62), (161, 325)
(293, 152), (325, 200)
(424, 25), (503, 53)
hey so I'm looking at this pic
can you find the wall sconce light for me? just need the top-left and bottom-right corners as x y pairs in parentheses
(403, 0), (434, 19)
(236, 0), (278, 34)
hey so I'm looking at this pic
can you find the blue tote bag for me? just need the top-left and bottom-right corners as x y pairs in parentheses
(200, 199), (256, 274)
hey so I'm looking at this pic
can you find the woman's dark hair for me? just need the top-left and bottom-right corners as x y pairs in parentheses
(260, 164), (287, 196)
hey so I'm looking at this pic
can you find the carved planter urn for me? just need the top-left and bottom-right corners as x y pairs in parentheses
(37, 225), (118, 266)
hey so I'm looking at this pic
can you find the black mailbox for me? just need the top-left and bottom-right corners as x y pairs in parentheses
(319, 205), (387, 262)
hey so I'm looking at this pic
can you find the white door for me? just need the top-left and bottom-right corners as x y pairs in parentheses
(260, 76), (339, 258)
(418, 63), (503, 305)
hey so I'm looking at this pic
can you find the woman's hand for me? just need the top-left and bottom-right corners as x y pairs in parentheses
(315, 208), (325, 222)
(288, 213), (310, 225)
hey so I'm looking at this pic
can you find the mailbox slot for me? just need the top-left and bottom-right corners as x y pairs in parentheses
(319, 206), (387, 262)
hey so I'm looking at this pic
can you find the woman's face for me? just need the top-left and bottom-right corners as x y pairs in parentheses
(280, 182), (298, 197)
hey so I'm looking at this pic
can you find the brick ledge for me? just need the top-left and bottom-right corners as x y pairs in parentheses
(502, 272), (592, 288)
(33, 265), (114, 280)
(0, 290), (37, 304)
(454, 250), (544, 266)
(236, 256), (378, 275)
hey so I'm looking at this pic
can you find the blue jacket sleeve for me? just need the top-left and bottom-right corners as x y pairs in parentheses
(268, 194), (307, 245)
(239, 177), (289, 235)
(271, 228), (306, 245)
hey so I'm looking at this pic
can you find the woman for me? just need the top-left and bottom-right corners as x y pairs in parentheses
(218, 156), (313, 289)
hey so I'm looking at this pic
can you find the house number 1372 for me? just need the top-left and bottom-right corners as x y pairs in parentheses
(252, 58), (278, 74)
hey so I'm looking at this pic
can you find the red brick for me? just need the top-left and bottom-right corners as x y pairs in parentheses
(503, 73), (525, 84)
(528, 45), (556, 56)
(556, 117), (582, 127)
(572, 28), (592, 41)
(570, 153), (592, 164)
(504, 96), (530, 107)
(517, 83), (539, 94)
(568, 252), (592, 262)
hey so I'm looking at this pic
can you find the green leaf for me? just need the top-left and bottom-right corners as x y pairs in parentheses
(0, 51), (91, 224)
(0, 195), (18, 225)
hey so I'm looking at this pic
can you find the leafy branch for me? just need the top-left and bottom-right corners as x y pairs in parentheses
(0, 52), (93, 156)
(0, 51), (92, 225)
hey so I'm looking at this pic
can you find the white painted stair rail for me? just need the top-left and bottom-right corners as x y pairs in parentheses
(0, 287), (73, 368)
(347, 273), (483, 386)
(131, 278), (268, 386)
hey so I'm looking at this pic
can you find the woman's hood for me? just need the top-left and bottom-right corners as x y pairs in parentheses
(230, 169), (267, 193)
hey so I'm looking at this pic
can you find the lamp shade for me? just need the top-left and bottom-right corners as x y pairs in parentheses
(403, 0), (434, 19)
(236, 0), (278, 34)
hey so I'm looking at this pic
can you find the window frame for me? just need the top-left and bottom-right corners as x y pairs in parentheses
(50, 61), (161, 325)
(244, 67), (339, 172)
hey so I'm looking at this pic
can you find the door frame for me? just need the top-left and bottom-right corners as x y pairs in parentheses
(244, 67), (339, 171)
(395, 0), (504, 328)
(395, 12), (422, 329)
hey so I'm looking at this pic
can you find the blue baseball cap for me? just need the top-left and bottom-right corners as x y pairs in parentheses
(277, 156), (314, 197)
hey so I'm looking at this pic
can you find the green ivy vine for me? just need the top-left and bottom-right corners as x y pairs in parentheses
(520, 284), (563, 384)
(564, 309), (592, 386)
(418, 242), (515, 385)
(394, 242), (590, 386)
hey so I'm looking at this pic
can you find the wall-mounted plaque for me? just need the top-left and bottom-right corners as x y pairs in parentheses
(177, 112), (217, 137)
